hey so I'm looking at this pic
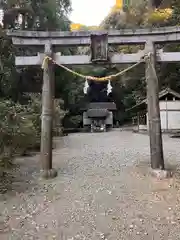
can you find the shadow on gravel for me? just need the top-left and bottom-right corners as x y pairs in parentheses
(0, 138), (63, 197)
(133, 160), (180, 179)
(0, 155), (40, 197)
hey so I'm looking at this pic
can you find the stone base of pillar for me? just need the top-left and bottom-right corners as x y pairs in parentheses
(40, 168), (58, 179)
(149, 169), (172, 179)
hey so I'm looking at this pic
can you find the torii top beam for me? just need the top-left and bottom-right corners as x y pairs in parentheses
(6, 26), (180, 46)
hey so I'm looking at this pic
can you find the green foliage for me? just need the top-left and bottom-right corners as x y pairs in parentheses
(0, 32), (18, 99)
(0, 100), (36, 167)
(63, 115), (82, 129)
(0, 94), (65, 168)
(171, 0), (180, 24)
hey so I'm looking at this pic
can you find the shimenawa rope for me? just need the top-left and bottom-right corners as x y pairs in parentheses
(41, 54), (150, 82)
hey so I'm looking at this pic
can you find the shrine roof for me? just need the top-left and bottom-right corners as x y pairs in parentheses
(126, 88), (180, 112)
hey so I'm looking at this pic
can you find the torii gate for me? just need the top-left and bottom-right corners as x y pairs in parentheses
(7, 26), (180, 179)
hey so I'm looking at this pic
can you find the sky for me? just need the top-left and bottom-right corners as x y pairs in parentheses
(70, 0), (115, 26)
(0, 0), (115, 26)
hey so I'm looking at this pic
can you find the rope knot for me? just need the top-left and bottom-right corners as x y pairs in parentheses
(41, 56), (52, 69)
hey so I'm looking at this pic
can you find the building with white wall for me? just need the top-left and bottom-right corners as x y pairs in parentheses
(129, 88), (180, 132)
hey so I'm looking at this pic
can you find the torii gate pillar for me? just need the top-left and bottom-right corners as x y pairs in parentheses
(40, 43), (57, 179)
(145, 41), (164, 170)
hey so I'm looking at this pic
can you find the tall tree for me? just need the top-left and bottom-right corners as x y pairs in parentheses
(0, 0), (73, 101)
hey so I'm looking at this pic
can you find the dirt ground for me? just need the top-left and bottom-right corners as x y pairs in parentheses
(1, 130), (180, 240)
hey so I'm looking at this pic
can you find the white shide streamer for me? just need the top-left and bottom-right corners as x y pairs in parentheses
(107, 80), (112, 95)
(83, 79), (89, 94)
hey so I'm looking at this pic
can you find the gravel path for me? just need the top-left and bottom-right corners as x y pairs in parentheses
(1, 130), (180, 239)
